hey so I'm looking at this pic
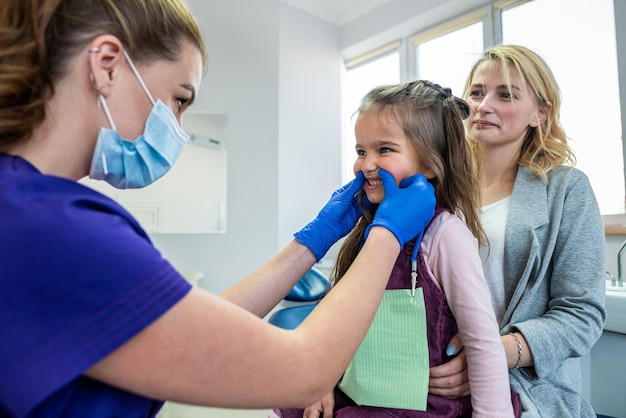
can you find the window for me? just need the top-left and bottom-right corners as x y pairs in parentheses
(502, 0), (623, 214)
(413, 16), (484, 97)
(343, 47), (400, 182)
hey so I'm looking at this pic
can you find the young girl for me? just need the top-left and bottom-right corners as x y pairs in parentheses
(274, 80), (519, 417)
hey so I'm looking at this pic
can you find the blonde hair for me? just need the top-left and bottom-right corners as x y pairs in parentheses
(0, 0), (207, 152)
(333, 80), (484, 284)
(463, 44), (575, 180)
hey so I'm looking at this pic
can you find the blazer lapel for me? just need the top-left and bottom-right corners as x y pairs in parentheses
(502, 166), (549, 322)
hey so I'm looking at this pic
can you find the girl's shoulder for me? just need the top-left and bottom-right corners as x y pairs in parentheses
(422, 209), (476, 254)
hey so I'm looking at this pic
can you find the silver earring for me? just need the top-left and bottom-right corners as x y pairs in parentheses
(88, 47), (101, 53)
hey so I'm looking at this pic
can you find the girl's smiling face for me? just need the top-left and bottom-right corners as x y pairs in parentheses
(353, 110), (432, 204)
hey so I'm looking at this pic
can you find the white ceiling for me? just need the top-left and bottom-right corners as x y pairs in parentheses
(278, 0), (393, 26)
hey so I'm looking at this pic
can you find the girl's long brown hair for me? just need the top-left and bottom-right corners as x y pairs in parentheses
(333, 80), (484, 284)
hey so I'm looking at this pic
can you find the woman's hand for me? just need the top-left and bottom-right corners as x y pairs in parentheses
(367, 169), (436, 246)
(429, 334), (470, 398)
(294, 172), (366, 262)
(303, 391), (335, 418)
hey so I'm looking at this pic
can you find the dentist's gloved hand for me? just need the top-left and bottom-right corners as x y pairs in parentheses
(366, 169), (435, 246)
(294, 172), (367, 262)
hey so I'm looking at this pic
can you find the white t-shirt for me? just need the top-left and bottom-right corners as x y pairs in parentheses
(479, 196), (511, 324)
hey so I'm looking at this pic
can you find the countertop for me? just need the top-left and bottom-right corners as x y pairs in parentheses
(605, 287), (626, 334)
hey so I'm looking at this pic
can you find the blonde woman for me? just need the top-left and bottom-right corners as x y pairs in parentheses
(429, 45), (606, 418)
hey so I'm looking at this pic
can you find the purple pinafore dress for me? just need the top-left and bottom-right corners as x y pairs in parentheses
(277, 209), (521, 417)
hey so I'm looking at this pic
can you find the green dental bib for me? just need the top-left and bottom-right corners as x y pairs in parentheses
(338, 288), (429, 410)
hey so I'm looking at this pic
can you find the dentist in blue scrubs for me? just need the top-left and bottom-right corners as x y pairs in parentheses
(0, 0), (436, 417)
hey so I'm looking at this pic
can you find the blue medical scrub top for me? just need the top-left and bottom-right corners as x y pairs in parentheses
(0, 155), (192, 417)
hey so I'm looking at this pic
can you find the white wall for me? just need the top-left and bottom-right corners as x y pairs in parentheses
(151, 0), (345, 292)
(338, 0), (491, 58)
(151, 0), (282, 292)
(277, 6), (342, 249)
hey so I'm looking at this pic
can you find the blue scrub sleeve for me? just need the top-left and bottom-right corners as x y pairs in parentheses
(0, 155), (192, 416)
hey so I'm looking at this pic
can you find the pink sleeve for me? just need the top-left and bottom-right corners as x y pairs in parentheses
(421, 213), (514, 417)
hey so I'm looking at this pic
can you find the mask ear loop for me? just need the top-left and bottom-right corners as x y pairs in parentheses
(123, 50), (156, 106)
(92, 95), (113, 176)
(97, 95), (117, 131)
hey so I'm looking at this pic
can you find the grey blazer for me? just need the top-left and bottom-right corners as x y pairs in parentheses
(501, 165), (606, 417)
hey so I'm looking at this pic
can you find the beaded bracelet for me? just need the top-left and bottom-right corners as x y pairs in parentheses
(509, 332), (523, 369)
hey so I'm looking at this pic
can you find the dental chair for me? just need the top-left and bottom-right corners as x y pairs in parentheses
(267, 267), (330, 329)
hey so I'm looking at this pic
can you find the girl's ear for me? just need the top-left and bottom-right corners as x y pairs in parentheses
(87, 35), (125, 98)
(530, 100), (551, 128)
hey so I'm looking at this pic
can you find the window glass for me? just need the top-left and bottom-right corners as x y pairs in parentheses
(343, 52), (400, 182)
(416, 21), (484, 97)
(503, 0), (623, 214)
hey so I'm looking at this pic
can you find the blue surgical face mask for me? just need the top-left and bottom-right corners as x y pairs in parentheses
(89, 50), (189, 189)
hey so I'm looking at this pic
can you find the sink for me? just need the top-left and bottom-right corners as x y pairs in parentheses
(606, 282), (626, 292)
(605, 287), (626, 334)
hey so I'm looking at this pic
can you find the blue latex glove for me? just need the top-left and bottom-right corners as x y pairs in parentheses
(366, 169), (435, 246)
(294, 172), (366, 262)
